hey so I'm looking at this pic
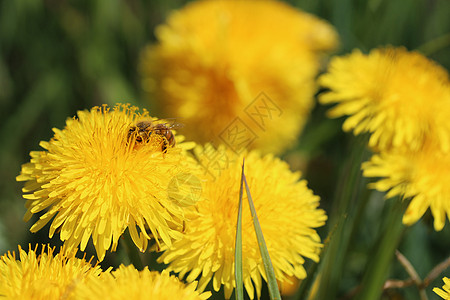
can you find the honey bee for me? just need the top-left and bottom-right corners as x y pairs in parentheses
(127, 119), (180, 152)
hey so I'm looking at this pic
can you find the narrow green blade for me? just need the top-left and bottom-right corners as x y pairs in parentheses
(234, 160), (245, 300)
(243, 174), (281, 300)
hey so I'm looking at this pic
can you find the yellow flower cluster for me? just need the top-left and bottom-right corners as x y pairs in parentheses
(320, 47), (450, 152)
(140, 0), (338, 154)
(13, 1), (334, 297)
(0, 245), (209, 300)
(159, 145), (327, 299)
(17, 104), (200, 261)
(75, 265), (211, 300)
(362, 141), (450, 230)
(320, 47), (450, 230)
(0, 245), (103, 300)
(16, 103), (327, 299)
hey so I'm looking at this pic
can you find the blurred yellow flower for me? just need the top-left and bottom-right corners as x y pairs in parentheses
(16, 104), (199, 261)
(158, 144), (327, 299)
(362, 140), (450, 231)
(140, 0), (338, 154)
(0, 245), (104, 300)
(75, 265), (210, 300)
(319, 47), (450, 152)
(434, 277), (450, 299)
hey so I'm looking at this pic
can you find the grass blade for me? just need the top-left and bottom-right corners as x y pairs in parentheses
(234, 160), (245, 300)
(243, 173), (281, 300)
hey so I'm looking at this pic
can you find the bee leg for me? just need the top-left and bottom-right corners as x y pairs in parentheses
(161, 139), (169, 153)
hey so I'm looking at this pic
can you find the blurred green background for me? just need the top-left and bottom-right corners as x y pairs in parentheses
(1, 0), (449, 299)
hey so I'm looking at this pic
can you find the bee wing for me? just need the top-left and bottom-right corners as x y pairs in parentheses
(155, 118), (185, 130)
(167, 122), (184, 130)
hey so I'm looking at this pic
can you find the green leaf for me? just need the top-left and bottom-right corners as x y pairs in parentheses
(234, 160), (245, 300)
(243, 172), (281, 300)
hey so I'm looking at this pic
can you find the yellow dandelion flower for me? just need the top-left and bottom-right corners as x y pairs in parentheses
(140, 0), (338, 154)
(0, 245), (104, 300)
(434, 277), (450, 299)
(362, 140), (450, 231)
(319, 47), (450, 152)
(75, 265), (211, 300)
(16, 104), (200, 261)
(158, 144), (327, 299)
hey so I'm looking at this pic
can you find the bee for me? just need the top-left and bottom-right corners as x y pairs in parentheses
(127, 119), (180, 152)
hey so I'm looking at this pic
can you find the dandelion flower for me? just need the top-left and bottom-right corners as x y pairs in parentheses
(0, 245), (104, 300)
(434, 277), (450, 299)
(16, 104), (200, 261)
(140, 0), (338, 154)
(362, 140), (450, 231)
(319, 47), (450, 152)
(158, 144), (327, 299)
(75, 265), (211, 300)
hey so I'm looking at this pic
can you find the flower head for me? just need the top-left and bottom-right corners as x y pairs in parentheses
(0, 245), (104, 300)
(158, 144), (327, 299)
(16, 104), (200, 261)
(362, 140), (450, 231)
(319, 47), (450, 152)
(140, 0), (338, 154)
(434, 277), (450, 299)
(75, 265), (210, 300)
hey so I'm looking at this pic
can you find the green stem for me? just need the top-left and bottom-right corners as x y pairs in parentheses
(416, 33), (450, 56)
(306, 135), (370, 300)
(121, 229), (144, 270)
(355, 197), (406, 300)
